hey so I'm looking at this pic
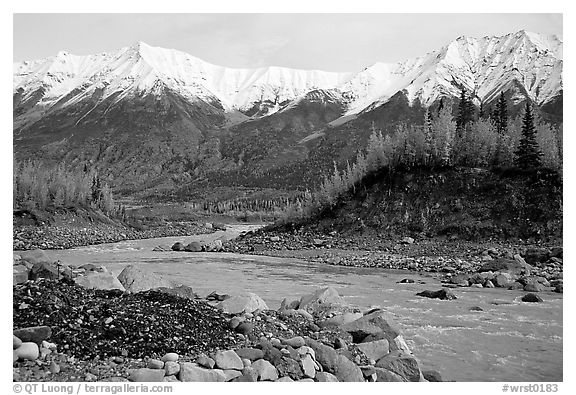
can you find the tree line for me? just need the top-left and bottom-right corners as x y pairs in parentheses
(13, 161), (116, 215)
(287, 92), (562, 219)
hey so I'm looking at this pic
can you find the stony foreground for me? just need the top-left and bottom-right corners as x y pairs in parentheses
(13, 251), (443, 383)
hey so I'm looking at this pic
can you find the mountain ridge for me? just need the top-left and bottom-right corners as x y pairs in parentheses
(14, 30), (562, 131)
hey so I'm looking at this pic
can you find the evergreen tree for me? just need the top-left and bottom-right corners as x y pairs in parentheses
(456, 89), (474, 135)
(424, 109), (434, 165)
(515, 102), (542, 170)
(495, 92), (508, 134)
(437, 97), (444, 115)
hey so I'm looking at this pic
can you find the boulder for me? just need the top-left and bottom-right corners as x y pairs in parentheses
(523, 248), (551, 265)
(164, 361), (180, 376)
(422, 370), (443, 382)
(448, 274), (470, 286)
(75, 272), (125, 291)
(129, 368), (165, 382)
(400, 237), (415, 244)
(416, 289), (457, 300)
(522, 293), (543, 303)
(196, 354), (215, 369)
(523, 283), (543, 292)
(235, 348), (264, 362)
(375, 351), (422, 382)
(29, 261), (72, 281)
(305, 338), (364, 382)
(280, 297), (301, 310)
(493, 273), (513, 287)
(479, 258), (531, 276)
(373, 367), (406, 382)
(171, 242), (185, 251)
(13, 265), (29, 285)
(321, 312), (363, 327)
(275, 357), (304, 380)
(315, 372), (339, 382)
(203, 240), (223, 252)
(147, 359), (164, 369)
(184, 241), (202, 252)
(276, 376), (294, 382)
(179, 363), (226, 382)
(508, 282), (524, 290)
(161, 353), (179, 363)
(155, 285), (198, 300)
(223, 369), (243, 381)
(234, 367), (258, 382)
(117, 265), (173, 293)
(213, 350), (243, 370)
(356, 339), (390, 361)
(13, 326), (52, 344)
(15, 342), (39, 361)
(251, 359), (279, 381)
(300, 354), (316, 378)
(341, 310), (402, 345)
(281, 336), (305, 348)
(299, 287), (344, 310)
(13, 336), (22, 350)
(217, 292), (268, 314)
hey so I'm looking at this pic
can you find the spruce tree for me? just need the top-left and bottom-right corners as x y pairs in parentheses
(495, 92), (508, 134)
(424, 110), (434, 165)
(515, 102), (542, 170)
(456, 89), (474, 135)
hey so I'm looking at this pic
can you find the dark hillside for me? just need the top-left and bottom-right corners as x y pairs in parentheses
(275, 167), (562, 242)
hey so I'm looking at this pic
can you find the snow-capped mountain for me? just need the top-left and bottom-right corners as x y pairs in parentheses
(13, 30), (563, 193)
(14, 30), (562, 131)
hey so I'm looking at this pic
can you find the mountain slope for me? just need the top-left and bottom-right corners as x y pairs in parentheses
(13, 31), (563, 195)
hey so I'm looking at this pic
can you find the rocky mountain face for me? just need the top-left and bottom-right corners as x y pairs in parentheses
(13, 30), (563, 196)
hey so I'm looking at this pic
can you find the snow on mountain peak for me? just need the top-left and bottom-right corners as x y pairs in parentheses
(13, 31), (562, 125)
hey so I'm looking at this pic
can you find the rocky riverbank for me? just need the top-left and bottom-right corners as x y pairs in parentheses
(13, 221), (215, 251)
(13, 252), (444, 383)
(222, 230), (563, 293)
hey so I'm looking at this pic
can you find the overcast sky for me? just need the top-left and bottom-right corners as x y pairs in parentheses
(14, 14), (562, 72)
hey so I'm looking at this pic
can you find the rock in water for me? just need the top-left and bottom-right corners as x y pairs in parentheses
(184, 241), (202, 252)
(217, 293), (268, 314)
(521, 293), (543, 303)
(117, 265), (173, 293)
(171, 242), (185, 251)
(422, 370), (443, 382)
(416, 289), (457, 300)
(75, 272), (125, 291)
(299, 287), (345, 312)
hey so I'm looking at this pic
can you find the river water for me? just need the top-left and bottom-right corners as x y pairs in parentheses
(44, 225), (563, 382)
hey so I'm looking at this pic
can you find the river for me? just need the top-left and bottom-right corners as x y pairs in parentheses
(44, 224), (563, 382)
